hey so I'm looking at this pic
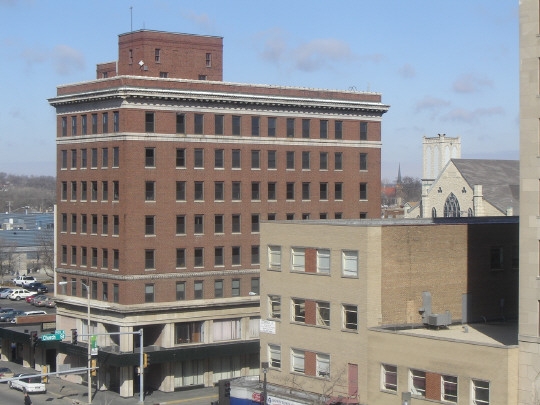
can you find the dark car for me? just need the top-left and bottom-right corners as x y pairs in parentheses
(0, 310), (24, 322)
(27, 283), (48, 294)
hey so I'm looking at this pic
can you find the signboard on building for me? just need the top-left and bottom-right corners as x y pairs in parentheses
(259, 319), (276, 334)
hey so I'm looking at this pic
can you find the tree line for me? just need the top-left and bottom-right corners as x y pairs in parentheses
(0, 173), (55, 213)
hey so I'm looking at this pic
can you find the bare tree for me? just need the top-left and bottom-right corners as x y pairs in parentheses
(400, 176), (422, 203)
(0, 238), (17, 283)
(36, 229), (54, 278)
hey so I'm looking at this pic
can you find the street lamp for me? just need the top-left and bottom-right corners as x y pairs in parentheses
(59, 280), (92, 404)
(261, 361), (268, 405)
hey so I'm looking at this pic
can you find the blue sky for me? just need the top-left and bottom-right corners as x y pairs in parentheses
(0, 0), (518, 181)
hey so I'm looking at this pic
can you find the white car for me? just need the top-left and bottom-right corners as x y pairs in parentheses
(8, 373), (46, 393)
(12, 276), (37, 287)
(8, 289), (34, 301)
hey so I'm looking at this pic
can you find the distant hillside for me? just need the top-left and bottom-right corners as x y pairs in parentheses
(0, 173), (55, 213)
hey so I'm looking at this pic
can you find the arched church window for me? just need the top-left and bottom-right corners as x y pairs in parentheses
(444, 193), (460, 217)
(468, 208), (473, 217)
(432, 207), (437, 218)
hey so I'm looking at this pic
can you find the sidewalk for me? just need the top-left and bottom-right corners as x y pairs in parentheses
(1, 360), (218, 405)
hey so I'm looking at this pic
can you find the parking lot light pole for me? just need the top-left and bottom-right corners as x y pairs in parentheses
(59, 280), (92, 404)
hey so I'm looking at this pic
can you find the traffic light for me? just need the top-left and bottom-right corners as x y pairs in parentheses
(30, 331), (39, 347)
(91, 359), (97, 376)
(71, 329), (78, 345)
(224, 380), (231, 397)
(143, 353), (150, 368)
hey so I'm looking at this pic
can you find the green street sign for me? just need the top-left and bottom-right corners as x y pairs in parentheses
(55, 330), (66, 339)
(41, 333), (62, 341)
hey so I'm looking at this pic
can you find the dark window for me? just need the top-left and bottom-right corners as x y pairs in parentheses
(113, 249), (119, 269)
(360, 122), (368, 140)
(194, 114), (204, 134)
(206, 53), (212, 67)
(302, 151), (310, 169)
(359, 153), (367, 170)
(232, 182), (241, 200)
(113, 284), (119, 303)
(335, 152), (343, 170)
(268, 182), (277, 200)
(81, 181), (87, 200)
(320, 152), (328, 170)
(251, 150), (260, 169)
(176, 215), (186, 234)
(215, 182), (224, 201)
(251, 245), (260, 264)
(92, 113), (98, 134)
(194, 215), (204, 234)
(302, 183), (310, 200)
(61, 182), (67, 200)
(145, 250), (155, 269)
(176, 114), (185, 134)
(71, 181), (77, 200)
(71, 214), (77, 233)
(286, 151), (295, 169)
(320, 183), (328, 200)
(232, 248), (241, 265)
(214, 215), (224, 233)
(320, 120), (328, 139)
(490, 247), (504, 270)
(145, 284), (154, 303)
(81, 149), (87, 168)
(102, 282), (108, 301)
(113, 111), (119, 132)
(286, 183), (295, 200)
(176, 282), (185, 300)
(194, 149), (204, 168)
(335, 121), (343, 139)
(176, 181), (186, 200)
(102, 148), (108, 167)
(232, 149), (241, 168)
(194, 280), (203, 298)
(113, 215), (119, 235)
(268, 117), (276, 136)
(215, 115), (224, 135)
(92, 214), (98, 234)
(335, 183), (343, 200)
(71, 116), (77, 136)
(71, 149), (77, 168)
(268, 150), (277, 169)
(176, 248), (186, 267)
(91, 181), (97, 201)
(232, 215), (241, 233)
(155, 48), (161, 62)
(302, 119), (310, 138)
(113, 147), (119, 167)
(251, 182), (260, 200)
(360, 183), (368, 200)
(81, 115), (87, 135)
(176, 149), (185, 168)
(61, 150), (68, 168)
(102, 112), (108, 133)
(215, 149), (224, 168)
(61, 213), (67, 231)
(145, 148), (155, 167)
(287, 118), (295, 137)
(113, 181), (119, 200)
(232, 116), (241, 135)
(62, 117), (67, 137)
(145, 181), (155, 201)
(251, 278), (260, 294)
(91, 148), (98, 168)
(102, 215), (108, 234)
(251, 116), (260, 136)
(194, 248), (204, 267)
(251, 214), (260, 233)
(215, 248), (224, 267)
(145, 216), (155, 235)
(214, 279), (224, 297)
(194, 182), (204, 201)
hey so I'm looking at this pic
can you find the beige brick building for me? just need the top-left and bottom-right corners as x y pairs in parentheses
(47, 30), (389, 397)
(259, 217), (518, 405)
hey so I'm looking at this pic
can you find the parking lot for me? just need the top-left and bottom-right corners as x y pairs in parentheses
(0, 283), (55, 322)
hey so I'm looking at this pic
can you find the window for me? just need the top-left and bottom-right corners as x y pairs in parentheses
(194, 113), (204, 134)
(334, 120), (343, 139)
(71, 214), (77, 233)
(302, 151), (310, 169)
(251, 245), (260, 264)
(206, 52), (212, 67)
(71, 149), (77, 168)
(61, 117), (67, 136)
(61, 246), (67, 264)
(360, 122), (368, 140)
(91, 113), (98, 134)
(441, 375), (457, 403)
(251, 182), (260, 200)
(176, 282), (185, 300)
(91, 148), (98, 168)
(409, 369), (426, 397)
(91, 215), (98, 234)
(155, 48), (161, 62)
(113, 111), (119, 132)
(342, 250), (358, 277)
(232, 115), (241, 135)
(286, 151), (295, 169)
(251, 214), (260, 233)
(343, 305), (358, 331)
(291, 349), (305, 373)
(302, 119), (310, 138)
(302, 183), (310, 200)
(317, 301), (330, 327)
(214, 182), (224, 201)
(81, 149), (87, 168)
(381, 364), (397, 392)
(101, 215), (108, 235)
(317, 249), (330, 274)
(145, 112), (155, 132)
(214, 149), (224, 168)
(194, 149), (204, 168)
(472, 379), (489, 405)
(320, 120), (328, 138)
(251, 150), (261, 169)
(145, 216), (155, 235)
(61, 213), (67, 232)
(71, 116), (77, 136)
(251, 277), (260, 294)
(232, 182), (241, 200)
(251, 116), (260, 136)
(145, 147), (155, 167)
(232, 215), (241, 233)
(71, 246), (77, 264)
(268, 182), (277, 200)
(194, 248), (204, 267)
(292, 299), (305, 322)
(176, 248), (186, 268)
(286, 183), (295, 200)
(232, 149), (241, 168)
(113, 215), (119, 235)
(176, 149), (186, 167)
(113, 284), (119, 303)
(102, 148), (108, 167)
(268, 150), (277, 169)
(102, 181), (108, 201)
(81, 115), (87, 135)
(269, 295), (281, 319)
(335, 182), (343, 200)
(145, 181), (155, 201)
(215, 115), (224, 135)
(145, 250), (155, 269)
(194, 181), (204, 201)
(81, 181), (87, 200)
(215, 248), (224, 267)
(232, 246), (241, 265)
(320, 183), (328, 200)
(113, 147), (119, 167)
(102, 112), (108, 133)
(269, 344), (281, 368)
(113, 180), (120, 201)
(319, 152), (328, 171)
(213, 318), (241, 341)
(145, 284), (154, 303)
(214, 279), (224, 297)
(335, 152), (343, 170)
(113, 249), (119, 269)
(360, 183), (368, 200)
(176, 181), (186, 201)
(194, 281), (203, 299)
(176, 321), (203, 343)
(176, 114), (185, 134)
(359, 153), (367, 170)
(490, 247), (503, 270)
(71, 181), (77, 200)
(232, 279), (240, 296)
(102, 249), (108, 268)
(316, 353), (330, 378)
(214, 214), (224, 233)
(286, 213), (294, 220)
(61, 182), (67, 200)
(194, 215), (204, 234)
(268, 246), (282, 270)
(91, 181), (98, 201)
(267, 117), (277, 136)
(286, 118), (295, 137)
(61, 150), (68, 168)
(81, 247), (87, 266)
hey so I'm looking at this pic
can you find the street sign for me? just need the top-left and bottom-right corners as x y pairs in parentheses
(55, 330), (66, 339)
(41, 333), (63, 341)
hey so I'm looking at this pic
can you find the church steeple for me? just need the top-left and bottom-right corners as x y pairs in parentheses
(397, 163), (402, 184)
(396, 164), (403, 207)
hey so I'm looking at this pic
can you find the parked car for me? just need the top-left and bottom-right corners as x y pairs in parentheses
(0, 310), (23, 322)
(26, 282), (48, 293)
(44, 298), (56, 308)
(28, 294), (46, 305)
(0, 308), (14, 314)
(0, 367), (14, 381)
(12, 276), (37, 287)
(23, 310), (47, 316)
(8, 373), (46, 393)
(8, 289), (34, 301)
(25, 292), (38, 303)
(0, 289), (13, 299)
(34, 297), (53, 307)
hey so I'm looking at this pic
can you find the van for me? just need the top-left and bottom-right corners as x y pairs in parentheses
(23, 311), (47, 316)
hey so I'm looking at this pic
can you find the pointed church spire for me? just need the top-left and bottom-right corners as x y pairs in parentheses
(397, 163), (402, 184)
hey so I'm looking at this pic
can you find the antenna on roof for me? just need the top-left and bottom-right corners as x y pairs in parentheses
(130, 6), (133, 32)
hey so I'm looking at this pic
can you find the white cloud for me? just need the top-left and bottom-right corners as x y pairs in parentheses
(398, 63), (415, 79)
(415, 96), (451, 113)
(52, 45), (85, 75)
(441, 106), (504, 123)
(452, 73), (493, 93)
(291, 38), (353, 72)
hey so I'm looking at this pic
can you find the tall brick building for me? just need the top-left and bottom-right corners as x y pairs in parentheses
(48, 30), (389, 396)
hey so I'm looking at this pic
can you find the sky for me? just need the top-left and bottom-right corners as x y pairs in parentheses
(0, 0), (518, 181)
